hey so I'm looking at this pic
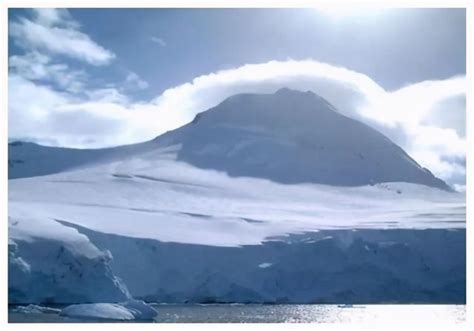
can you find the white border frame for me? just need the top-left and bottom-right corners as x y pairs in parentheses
(1, 1), (472, 330)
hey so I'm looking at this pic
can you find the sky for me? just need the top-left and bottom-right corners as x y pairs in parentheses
(7, 8), (466, 188)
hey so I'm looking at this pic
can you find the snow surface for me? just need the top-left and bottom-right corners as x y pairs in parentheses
(9, 155), (464, 247)
(59, 300), (158, 321)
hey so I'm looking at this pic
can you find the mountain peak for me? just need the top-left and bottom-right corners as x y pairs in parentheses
(274, 87), (314, 96)
(188, 88), (339, 132)
(275, 87), (299, 95)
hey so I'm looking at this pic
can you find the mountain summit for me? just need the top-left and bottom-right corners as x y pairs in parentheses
(155, 88), (450, 190)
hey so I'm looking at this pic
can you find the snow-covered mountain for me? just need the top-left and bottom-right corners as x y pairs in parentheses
(158, 88), (450, 189)
(8, 88), (465, 305)
(9, 88), (450, 190)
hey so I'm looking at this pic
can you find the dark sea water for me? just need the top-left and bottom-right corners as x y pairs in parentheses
(9, 304), (466, 324)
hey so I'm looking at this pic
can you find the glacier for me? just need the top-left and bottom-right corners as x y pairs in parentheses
(9, 216), (130, 304)
(8, 159), (466, 304)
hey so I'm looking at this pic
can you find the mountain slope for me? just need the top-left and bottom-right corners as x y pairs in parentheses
(8, 140), (155, 179)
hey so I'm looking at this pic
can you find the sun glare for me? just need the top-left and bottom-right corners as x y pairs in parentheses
(313, 5), (386, 20)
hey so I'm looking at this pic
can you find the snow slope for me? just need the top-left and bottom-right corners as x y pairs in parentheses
(9, 156), (465, 247)
(8, 140), (153, 179)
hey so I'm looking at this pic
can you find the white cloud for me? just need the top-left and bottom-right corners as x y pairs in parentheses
(9, 51), (86, 93)
(453, 184), (466, 193)
(32, 8), (78, 28)
(124, 71), (149, 90)
(9, 9), (115, 65)
(364, 76), (466, 127)
(421, 95), (465, 138)
(8, 59), (466, 186)
(8, 75), (132, 147)
(9, 51), (50, 79)
(86, 88), (130, 104)
(151, 36), (166, 47)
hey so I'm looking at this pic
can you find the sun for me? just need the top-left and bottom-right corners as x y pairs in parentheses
(313, 5), (386, 20)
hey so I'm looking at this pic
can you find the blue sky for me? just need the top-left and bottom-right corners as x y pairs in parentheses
(7, 8), (466, 188)
(9, 8), (466, 99)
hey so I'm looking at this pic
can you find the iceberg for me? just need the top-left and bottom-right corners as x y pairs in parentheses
(60, 300), (158, 321)
(60, 303), (135, 321)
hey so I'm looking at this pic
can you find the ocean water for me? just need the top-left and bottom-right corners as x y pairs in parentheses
(9, 304), (466, 324)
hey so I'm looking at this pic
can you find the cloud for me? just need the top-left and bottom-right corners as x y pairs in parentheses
(9, 51), (87, 93)
(421, 95), (465, 137)
(8, 75), (133, 147)
(124, 71), (149, 90)
(85, 88), (130, 104)
(364, 76), (466, 127)
(151, 36), (166, 47)
(8, 59), (466, 187)
(32, 8), (78, 28)
(9, 9), (115, 65)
